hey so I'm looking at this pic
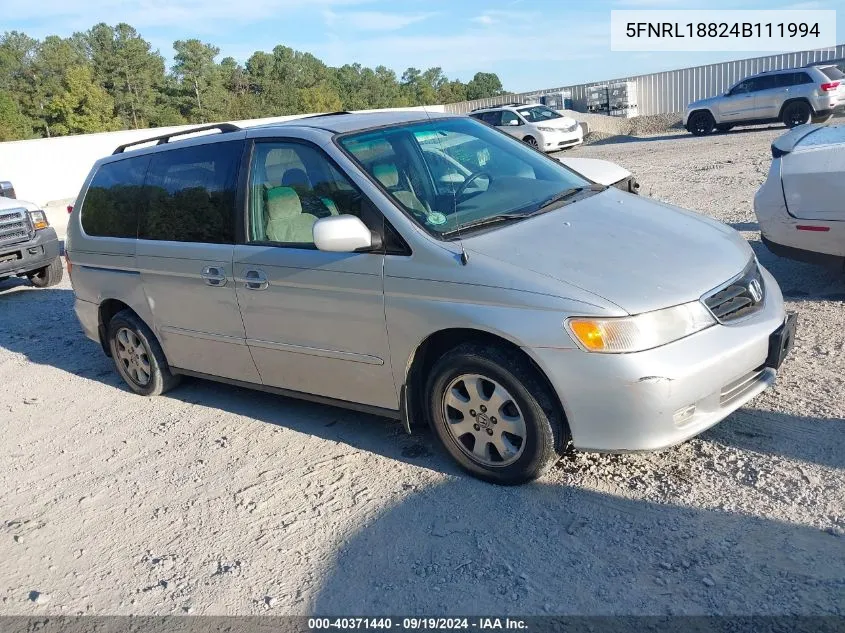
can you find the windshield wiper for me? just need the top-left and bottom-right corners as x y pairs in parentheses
(441, 213), (528, 237)
(532, 184), (605, 214)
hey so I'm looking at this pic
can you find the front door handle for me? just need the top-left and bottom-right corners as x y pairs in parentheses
(201, 266), (227, 287)
(238, 269), (269, 290)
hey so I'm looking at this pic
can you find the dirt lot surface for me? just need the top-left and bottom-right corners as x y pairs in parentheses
(1, 124), (844, 617)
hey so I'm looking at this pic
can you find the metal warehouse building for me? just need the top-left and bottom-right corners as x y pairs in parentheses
(446, 45), (845, 116)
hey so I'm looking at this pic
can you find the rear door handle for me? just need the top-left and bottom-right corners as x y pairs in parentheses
(201, 266), (227, 287)
(238, 269), (269, 290)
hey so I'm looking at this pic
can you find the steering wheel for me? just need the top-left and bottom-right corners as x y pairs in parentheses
(453, 171), (492, 203)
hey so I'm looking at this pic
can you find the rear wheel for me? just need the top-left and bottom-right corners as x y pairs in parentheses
(523, 136), (539, 148)
(27, 257), (63, 288)
(426, 343), (566, 485)
(687, 111), (715, 136)
(782, 101), (812, 128)
(107, 309), (180, 396)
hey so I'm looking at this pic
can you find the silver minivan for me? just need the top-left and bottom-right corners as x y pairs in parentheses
(67, 111), (796, 484)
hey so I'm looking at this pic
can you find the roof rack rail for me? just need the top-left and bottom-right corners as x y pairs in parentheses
(112, 123), (242, 155)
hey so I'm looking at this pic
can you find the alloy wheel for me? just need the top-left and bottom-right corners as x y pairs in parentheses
(115, 327), (152, 387)
(441, 373), (527, 467)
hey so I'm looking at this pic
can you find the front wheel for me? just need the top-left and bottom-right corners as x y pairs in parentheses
(523, 136), (539, 148)
(27, 257), (63, 288)
(107, 309), (180, 396)
(426, 343), (567, 485)
(782, 101), (811, 128)
(687, 111), (715, 136)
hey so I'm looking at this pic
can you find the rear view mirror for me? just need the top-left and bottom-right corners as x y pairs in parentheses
(313, 215), (377, 252)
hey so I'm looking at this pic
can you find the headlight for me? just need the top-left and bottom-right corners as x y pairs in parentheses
(28, 210), (49, 230)
(537, 126), (557, 132)
(566, 301), (715, 353)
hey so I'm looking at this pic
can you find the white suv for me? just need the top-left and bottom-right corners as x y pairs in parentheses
(470, 104), (583, 152)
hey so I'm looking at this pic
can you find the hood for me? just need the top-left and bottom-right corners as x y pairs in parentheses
(463, 188), (753, 315)
(557, 157), (631, 186)
(536, 116), (579, 130)
(687, 96), (721, 111)
(0, 196), (39, 212)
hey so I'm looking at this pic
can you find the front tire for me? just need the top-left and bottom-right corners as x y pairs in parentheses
(523, 136), (539, 148)
(107, 309), (180, 396)
(27, 257), (63, 288)
(687, 111), (715, 136)
(426, 343), (567, 485)
(782, 101), (811, 128)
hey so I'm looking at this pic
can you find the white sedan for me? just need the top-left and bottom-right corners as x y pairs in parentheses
(755, 123), (845, 270)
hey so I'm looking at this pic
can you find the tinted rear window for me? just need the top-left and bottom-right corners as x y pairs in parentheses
(820, 66), (845, 80)
(81, 156), (150, 238)
(139, 141), (242, 244)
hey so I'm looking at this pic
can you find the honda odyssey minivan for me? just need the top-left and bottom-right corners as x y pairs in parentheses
(67, 111), (796, 484)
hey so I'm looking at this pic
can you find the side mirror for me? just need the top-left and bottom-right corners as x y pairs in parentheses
(0, 181), (16, 199)
(506, 119), (520, 126)
(313, 214), (378, 253)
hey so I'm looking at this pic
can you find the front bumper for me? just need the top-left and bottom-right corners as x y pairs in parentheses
(541, 127), (583, 151)
(528, 266), (789, 452)
(0, 227), (60, 277)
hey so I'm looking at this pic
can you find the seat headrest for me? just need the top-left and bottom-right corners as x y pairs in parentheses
(265, 163), (285, 185)
(266, 187), (302, 220)
(282, 168), (309, 188)
(373, 163), (399, 189)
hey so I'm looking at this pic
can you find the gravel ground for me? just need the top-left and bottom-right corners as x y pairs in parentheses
(1, 126), (844, 617)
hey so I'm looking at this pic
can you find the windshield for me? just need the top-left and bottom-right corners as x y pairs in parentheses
(339, 117), (589, 236)
(516, 105), (563, 122)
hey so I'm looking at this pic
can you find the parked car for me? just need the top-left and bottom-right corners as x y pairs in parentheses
(0, 193), (63, 288)
(755, 123), (845, 271)
(67, 112), (795, 484)
(684, 65), (845, 136)
(469, 104), (583, 151)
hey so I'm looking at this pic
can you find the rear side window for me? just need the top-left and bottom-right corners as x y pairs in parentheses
(139, 141), (242, 244)
(81, 156), (150, 238)
(777, 72), (813, 87)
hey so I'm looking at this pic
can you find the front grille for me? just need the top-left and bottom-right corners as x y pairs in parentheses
(703, 260), (765, 323)
(0, 208), (32, 248)
(720, 366), (766, 407)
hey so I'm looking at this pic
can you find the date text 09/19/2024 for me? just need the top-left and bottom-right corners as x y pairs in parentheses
(625, 22), (821, 38)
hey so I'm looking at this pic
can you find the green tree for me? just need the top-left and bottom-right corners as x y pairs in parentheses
(466, 72), (504, 100)
(172, 39), (222, 122)
(0, 92), (32, 140)
(46, 64), (121, 135)
(82, 23), (166, 128)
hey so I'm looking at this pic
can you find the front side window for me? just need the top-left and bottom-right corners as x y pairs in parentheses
(81, 156), (150, 238)
(517, 106), (563, 122)
(340, 117), (591, 237)
(139, 141), (242, 243)
(500, 110), (521, 126)
(729, 80), (752, 95)
(247, 141), (370, 247)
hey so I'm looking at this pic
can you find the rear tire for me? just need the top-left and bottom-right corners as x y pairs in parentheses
(782, 101), (812, 128)
(425, 343), (567, 485)
(687, 111), (715, 136)
(107, 309), (180, 396)
(27, 257), (63, 288)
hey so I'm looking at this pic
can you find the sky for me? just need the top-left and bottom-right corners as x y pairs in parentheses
(1, 0), (843, 92)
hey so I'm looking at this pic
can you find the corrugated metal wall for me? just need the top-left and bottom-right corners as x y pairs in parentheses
(445, 45), (845, 115)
